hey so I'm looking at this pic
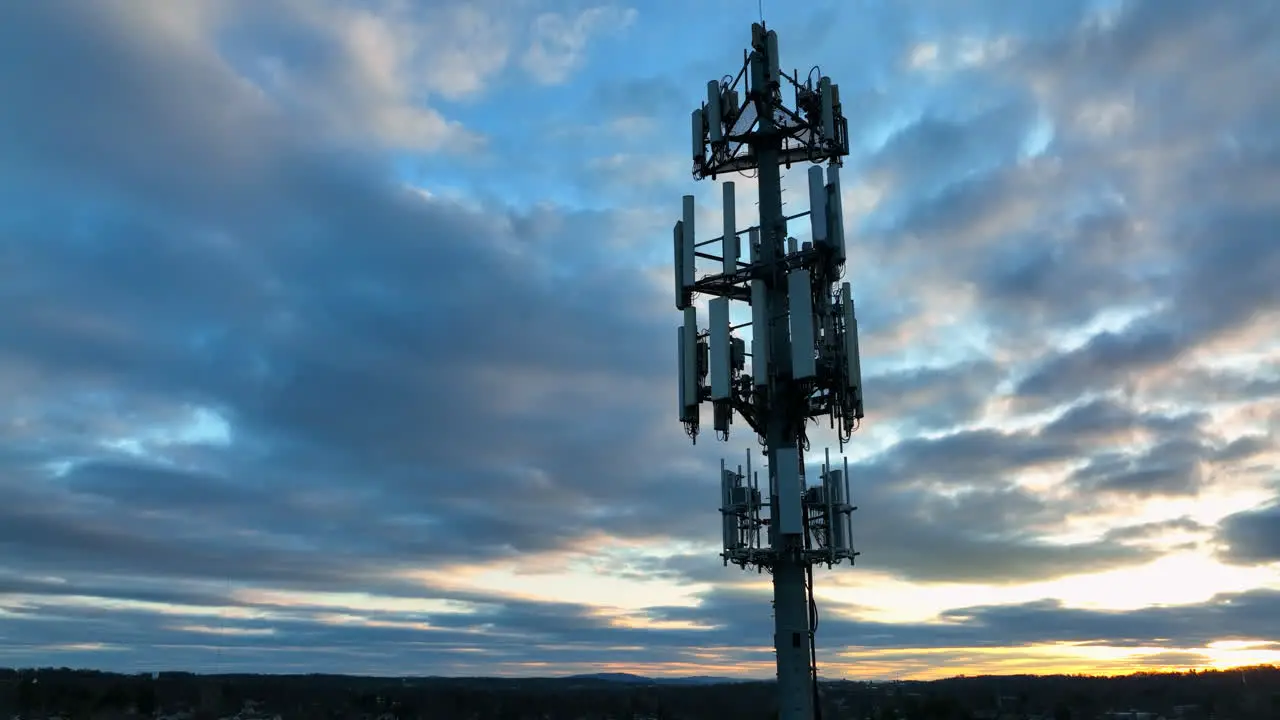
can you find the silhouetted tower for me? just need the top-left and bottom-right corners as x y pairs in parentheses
(672, 23), (864, 720)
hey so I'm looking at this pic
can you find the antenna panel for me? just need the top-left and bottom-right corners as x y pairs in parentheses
(682, 195), (697, 287)
(722, 511), (738, 550)
(807, 165), (828, 245)
(775, 447), (802, 535)
(709, 297), (731, 401)
(677, 326), (689, 420)
(817, 285), (835, 357)
(765, 31), (780, 84)
(841, 283), (864, 419)
(819, 76), (835, 141)
(722, 467), (741, 550)
(722, 182), (737, 274)
(826, 166), (846, 264)
(751, 279), (769, 386)
(707, 81), (723, 143)
(824, 469), (851, 552)
(682, 307), (700, 415)
(749, 227), (761, 263)
(691, 108), (704, 159)
(749, 44), (765, 92)
(788, 268), (816, 380)
(673, 220), (687, 309)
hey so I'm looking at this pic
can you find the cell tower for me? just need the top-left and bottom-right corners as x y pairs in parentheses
(672, 23), (864, 720)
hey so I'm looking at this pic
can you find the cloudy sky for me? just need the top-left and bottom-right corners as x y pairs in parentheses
(1, 0), (1278, 681)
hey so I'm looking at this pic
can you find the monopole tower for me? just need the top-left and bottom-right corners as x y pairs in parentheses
(671, 23), (866, 720)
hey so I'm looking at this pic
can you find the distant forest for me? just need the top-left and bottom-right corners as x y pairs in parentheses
(0, 664), (1276, 720)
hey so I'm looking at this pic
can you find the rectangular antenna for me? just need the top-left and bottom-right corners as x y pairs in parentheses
(673, 220), (687, 309)
(765, 31), (780, 84)
(720, 458), (728, 505)
(722, 182), (738, 274)
(827, 467), (848, 551)
(824, 448), (835, 562)
(677, 325), (688, 419)
(841, 283), (864, 419)
(751, 279), (769, 386)
(691, 108), (704, 161)
(749, 41), (765, 93)
(721, 461), (737, 551)
(775, 446), (801, 535)
(682, 306), (700, 416)
(826, 167), (846, 264)
(843, 456), (853, 552)
(819, 76), (835, 141)
(709, 297), (731, 401)
(682, 196), (697, 287)
(707, 81), (724, 143)
(807, 165), (828, 246)
(788, 268), (816, 379)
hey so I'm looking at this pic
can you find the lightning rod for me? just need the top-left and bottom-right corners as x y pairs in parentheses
(673, 23), (864, 720)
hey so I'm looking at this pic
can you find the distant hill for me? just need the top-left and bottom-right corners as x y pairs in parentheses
(564, 672), (750, 686)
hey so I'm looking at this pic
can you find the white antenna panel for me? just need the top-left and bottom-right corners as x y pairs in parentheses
(720, 460), (731, 503)
(775, 446), (802, 535)
(766, 31), (780, 84)
(826, 166), (846, 263)
(682, 306), (700, 413)
(672, 220), (686, 309)
(707, 81), (723, 143)
(824, 469), (850, 552)
(691, 108), (704, 159)
(819, 76), (835, 141)
(682, 195), (697, 287)
(751, 278), (769, 386)
(721, 465), (740, 550)
(722, 182), (737, 274)
(824, 469), (845, 505)
(841, 283), (864, 417)
(709, 297), (731, 401)
(677, 325), (687, 417)
(842, 457), (853, 552)
(807, 165), (828, 245)
(788, 268), (816, 380)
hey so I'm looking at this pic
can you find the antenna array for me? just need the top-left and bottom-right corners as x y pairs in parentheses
(672, 24), (865, 720)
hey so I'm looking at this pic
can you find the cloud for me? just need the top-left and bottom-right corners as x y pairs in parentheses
(3, 571), (1277, 677)
(1215, 501), (1280, 566)
(0, 0), (702, 583)
(522, 5), (637, 85)
(655, 585), (1280, 656)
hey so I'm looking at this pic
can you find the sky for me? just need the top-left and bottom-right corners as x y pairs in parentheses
(0, 0), (1278, 682)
